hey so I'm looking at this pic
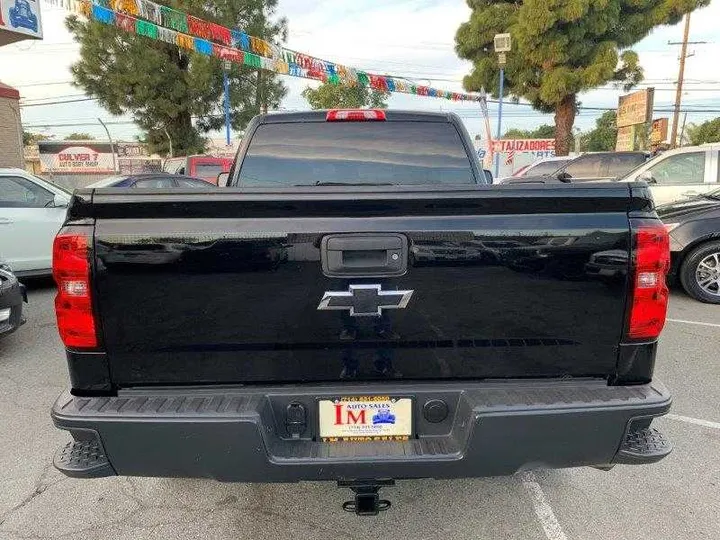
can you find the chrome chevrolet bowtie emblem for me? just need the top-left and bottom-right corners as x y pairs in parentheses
(318, 284), (414, 317)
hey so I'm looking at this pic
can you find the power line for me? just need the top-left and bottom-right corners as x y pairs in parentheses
(20, 97), (98, 108)
(23, 120), (137, 128)
(14, 80), (75, 88)
(21, 94), (87, 103)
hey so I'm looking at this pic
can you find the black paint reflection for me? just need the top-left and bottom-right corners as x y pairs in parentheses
(94, 218), (631, 386)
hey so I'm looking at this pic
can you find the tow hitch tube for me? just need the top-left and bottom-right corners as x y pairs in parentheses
(338, 480), (394, 516)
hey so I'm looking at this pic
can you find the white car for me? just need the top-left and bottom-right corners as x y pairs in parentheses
(497, 156), (574, 183)
(0, 169), (71, 277)
(620, 144), (720, 206)
(515, 156), (574, 177)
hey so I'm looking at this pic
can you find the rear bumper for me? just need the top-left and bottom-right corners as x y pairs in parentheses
(51, 380), (672, 482)
(0, 279), (26, 337)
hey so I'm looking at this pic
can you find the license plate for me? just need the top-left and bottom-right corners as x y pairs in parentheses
(318, 396), (412, 442)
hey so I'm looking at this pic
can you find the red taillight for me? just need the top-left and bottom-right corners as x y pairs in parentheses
(326, 109), (386, 121)
(627, 222), (670, 340)
(53, 228), (97, 348)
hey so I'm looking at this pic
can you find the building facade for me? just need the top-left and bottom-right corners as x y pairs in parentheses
(0, 82), (23, 168)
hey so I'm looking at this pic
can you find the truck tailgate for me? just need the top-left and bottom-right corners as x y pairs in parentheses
(86, 185), (638, 386)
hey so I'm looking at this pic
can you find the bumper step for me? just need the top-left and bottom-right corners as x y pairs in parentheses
(54, 439), (115, 478)
(51, 381), (672, 482)
(615, 427), (672, 464)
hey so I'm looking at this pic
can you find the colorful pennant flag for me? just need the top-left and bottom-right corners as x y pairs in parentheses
(70, 0), (487, 105)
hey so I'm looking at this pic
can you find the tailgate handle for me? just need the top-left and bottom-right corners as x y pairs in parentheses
(321, 234), (408, 277)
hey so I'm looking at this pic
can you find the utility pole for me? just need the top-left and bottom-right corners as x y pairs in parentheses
(679, 112), (688, 146)
(668, 13), (706, 148)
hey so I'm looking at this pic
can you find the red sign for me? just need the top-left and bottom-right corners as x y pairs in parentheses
(492, 139), (555, 153)
(39, 143), (115, 174)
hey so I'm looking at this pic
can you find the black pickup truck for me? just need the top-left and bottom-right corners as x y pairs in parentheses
(51, 110), (673, 515)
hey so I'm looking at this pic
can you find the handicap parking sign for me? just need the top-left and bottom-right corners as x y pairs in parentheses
(477, 149), (486, 159)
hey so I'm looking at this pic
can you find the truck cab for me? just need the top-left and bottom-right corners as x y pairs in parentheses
(162, 155), (232, 185)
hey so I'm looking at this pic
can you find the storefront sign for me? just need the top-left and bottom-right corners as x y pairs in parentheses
(39, 141), (115, 174)
(0, 0), (43, 46)
(615, 126), (637, 151)
(491, 139), (555, 154)
(483, 139), (556, 177)
(118, 157), (162, 174)
(650, 118), (669, 145)
(117, 142), (149, 157)
(617, 89), (654, 129)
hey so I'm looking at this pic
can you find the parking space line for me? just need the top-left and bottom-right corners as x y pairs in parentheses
(666, 318), (720, 329)
(519, 471), (569, 540)
(666, 413), (720, 430)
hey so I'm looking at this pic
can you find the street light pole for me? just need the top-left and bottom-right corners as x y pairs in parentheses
(223, 61), (232, 146)
(493, 33), (511, 178)
(495, 67), (505, 178)
(97, 117), (117, 172)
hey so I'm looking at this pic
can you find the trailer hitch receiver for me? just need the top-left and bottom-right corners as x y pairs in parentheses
(338, 479), (394, 516)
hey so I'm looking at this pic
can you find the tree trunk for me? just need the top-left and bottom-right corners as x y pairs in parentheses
(554, 95), (577, 156)
(171, 110), (195, 155)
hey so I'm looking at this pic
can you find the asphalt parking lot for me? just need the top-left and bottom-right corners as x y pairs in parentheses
(0, 282), (718, 540)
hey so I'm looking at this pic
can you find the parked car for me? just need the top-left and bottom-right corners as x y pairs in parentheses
(501, 151), (648, 184)
(512, 156), (574, 178)
(0, 169), (71, 277)
(657, 188), (720, 303)
(620, 144), (720, 206)
(51, 110), (672, 515)
(162, 156), (232, 185)
(553, 151), (648, 182)
(0, 258), (26, 338)
(87, 174), (213, 189)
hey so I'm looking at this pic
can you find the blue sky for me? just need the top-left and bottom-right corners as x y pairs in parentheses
(3, 0), (720, 143)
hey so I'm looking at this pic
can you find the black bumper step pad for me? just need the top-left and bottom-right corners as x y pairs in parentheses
(615, 427), (672, 464)
(54, 438), (115, 478)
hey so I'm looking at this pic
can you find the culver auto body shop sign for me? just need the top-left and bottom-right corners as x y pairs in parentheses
(39, 141), (115, 174)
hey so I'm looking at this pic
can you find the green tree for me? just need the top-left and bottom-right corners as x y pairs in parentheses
(581, 111), (618, 151)
(503, 124), (555, 139)
(456, 1), (708, 155)
(686, 117), (720, 145)
(22, 131), (49, 146)
(64, 132), (95, 140)
(66, 0), (287, 156)
(302, 82), (389, 110)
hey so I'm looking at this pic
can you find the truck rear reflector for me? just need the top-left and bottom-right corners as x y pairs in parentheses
(53, 228), (97, 348)
(627, 222), (670, 340)
(326, 109), (386, 121)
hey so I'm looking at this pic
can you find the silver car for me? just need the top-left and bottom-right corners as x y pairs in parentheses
(0, 169), (71, 277)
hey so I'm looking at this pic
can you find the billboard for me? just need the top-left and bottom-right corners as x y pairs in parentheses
(617, 89), (654, 129)
(0, 0), (42, 46)
(118, 158), (162, 174)
(650, 118), (669, 145)
(39, 141), (115, 174)
(615, 89), (654, 151)
(116, 142), (149, 157)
